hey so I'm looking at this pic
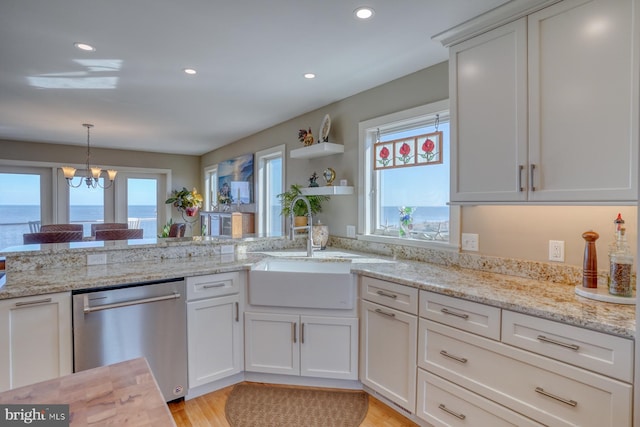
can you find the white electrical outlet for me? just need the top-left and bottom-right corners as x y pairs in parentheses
(87, 253), (107, 265)
(346, 225), (356, 238)
(220, 244), (235, 255)
(549, 240), (565, 262)
(461, 233), (479, 251)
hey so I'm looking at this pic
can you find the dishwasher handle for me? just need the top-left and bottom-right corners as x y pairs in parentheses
(83, 292), (181, 314)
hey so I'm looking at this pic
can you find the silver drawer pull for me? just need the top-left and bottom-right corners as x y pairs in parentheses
(375, 308), (396, 318)
(537, 335), (580, 351)
(535, 387), (577, 407)
(376, 290), (397, 299)
(440, 350), (468, 364)
(441, 308), (469, 319)
(15, 298), (52, 307)
(203, 283), (225, 289)
(438, 404), (466, 420)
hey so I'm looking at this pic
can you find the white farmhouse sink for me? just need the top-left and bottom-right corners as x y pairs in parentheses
(249, 258), (354, 309)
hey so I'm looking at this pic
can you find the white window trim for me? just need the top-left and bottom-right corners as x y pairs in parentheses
(357, 99), (460, 250)
(255, 144), (286, 235)
(0, 159), (170, 232)
(204, 164), (218, 211)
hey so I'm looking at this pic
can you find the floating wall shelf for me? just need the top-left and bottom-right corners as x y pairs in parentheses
(290, 142), (344, 159)
(300, 186), (354, 196)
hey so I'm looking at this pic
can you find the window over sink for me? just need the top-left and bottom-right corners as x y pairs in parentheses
(358, 99), (459, 249)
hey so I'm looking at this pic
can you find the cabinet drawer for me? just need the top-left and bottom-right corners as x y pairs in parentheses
(186, 272), (241, 300)
(419, 291), (501, 340)
(416, 369), (543, 427)
(423, 320), (632, 427)
(361, 276), (418, 314)
(502, 310), (633, 383)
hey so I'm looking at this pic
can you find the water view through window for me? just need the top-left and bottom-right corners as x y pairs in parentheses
(0, 173), (41, 250)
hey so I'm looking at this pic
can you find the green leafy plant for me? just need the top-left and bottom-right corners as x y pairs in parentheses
(277, 184), (330, 217)
(165, 187), (203, 209)
(158, 218), (174, 238)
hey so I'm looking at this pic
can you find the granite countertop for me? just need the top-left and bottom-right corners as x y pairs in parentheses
(0, 357), (175, 426)
(0, 248), (635, 339)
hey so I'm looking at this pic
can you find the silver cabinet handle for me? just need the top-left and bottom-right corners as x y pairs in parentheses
(518, 164), (524, 192)
(301, 323), (305, 344)
(537, 335), (579, 351)
(441, 308), (469, 319)
(438, 404), (466, 420)
(292, 322), (297, 344)
(235, 302), (239, 322)
(535, 387), (577, 407)
(83, 293), (180, 314)
(203, 283), (225, 289)
(375, 308), (395, 318)
(440, 350), (468, 364)
(530, 164), (536, 191)
(15, 297), (52, 307)
(376, 290), (397, 299)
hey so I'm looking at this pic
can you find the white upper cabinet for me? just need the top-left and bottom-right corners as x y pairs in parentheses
(449, 0), (638, 203)
(451, 19), (528, 202)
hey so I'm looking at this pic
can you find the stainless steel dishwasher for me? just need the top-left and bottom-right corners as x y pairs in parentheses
(72, 278), (187, 402)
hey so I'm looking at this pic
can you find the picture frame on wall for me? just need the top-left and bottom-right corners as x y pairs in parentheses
(218, 153), (254, 204)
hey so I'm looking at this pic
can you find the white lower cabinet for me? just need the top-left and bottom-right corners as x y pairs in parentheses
(419, 318), (632, 427)
(360, 298), (417, 413)
(416, 369), (543, 426)
(186, 272), (243, 389)
(244, 312), (358, 380)
(0, 292), (72, 391)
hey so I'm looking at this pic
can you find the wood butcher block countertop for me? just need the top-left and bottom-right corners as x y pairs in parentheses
(0, 358), (176, 426)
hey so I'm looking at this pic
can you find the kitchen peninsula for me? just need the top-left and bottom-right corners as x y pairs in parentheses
(0, 236), (635, 426)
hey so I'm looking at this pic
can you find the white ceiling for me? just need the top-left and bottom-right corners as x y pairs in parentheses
(0, 0), (508, 155)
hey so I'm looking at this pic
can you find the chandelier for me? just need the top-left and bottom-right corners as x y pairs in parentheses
(62, 123), (117, 189)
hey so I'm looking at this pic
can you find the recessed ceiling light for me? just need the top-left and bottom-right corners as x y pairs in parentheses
(183, 68), (197, 75)
(354, 7), (374, 20)
(304, 73), (316, 79)
(74, 42), (96, 52)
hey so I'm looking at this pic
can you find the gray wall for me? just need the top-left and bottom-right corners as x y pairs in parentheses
(201, 61), (636, 271)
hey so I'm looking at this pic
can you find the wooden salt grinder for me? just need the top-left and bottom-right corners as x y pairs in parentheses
(582, 231), (599, 288)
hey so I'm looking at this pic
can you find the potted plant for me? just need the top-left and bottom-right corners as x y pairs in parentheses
(165, 187), (203, 217)
(277, 184), (330, 227)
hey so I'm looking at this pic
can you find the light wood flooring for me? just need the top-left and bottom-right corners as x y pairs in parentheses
(168, 382), (418, 427)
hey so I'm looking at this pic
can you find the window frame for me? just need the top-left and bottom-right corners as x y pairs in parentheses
(358, 99), (460, 250)
(255, 144), (286, 236)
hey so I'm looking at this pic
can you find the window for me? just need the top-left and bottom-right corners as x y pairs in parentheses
(255, 145), (285, 236)
(204, 166), (218, 211)
(359, 100), (459, 248)
(127, 177), (158, 237)
(69, 178), (105, 236)
(0, 172), (42, 249)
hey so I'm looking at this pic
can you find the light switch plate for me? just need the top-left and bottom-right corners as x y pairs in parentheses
(346, 225), (356, 238)
(461, 233), (479, 251)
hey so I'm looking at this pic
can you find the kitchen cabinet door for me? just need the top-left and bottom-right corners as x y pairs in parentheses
(300, 315), (358, 380)
(450, 18), (528, 202)
(360, 299), (417, 413)
(527, 0), (638, 202)
(187, 294), (242, 388)
(245, 312), (358, 380)
(244, 312), (299, 376)
(0, 292), (72, 391)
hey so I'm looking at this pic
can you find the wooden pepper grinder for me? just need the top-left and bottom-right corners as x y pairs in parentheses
(582, 231), (599, 288)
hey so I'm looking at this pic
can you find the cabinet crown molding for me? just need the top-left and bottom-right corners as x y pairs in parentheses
(432, 0), (561, 47)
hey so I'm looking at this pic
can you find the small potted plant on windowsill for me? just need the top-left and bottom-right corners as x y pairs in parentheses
(277, 184), (330, 227)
